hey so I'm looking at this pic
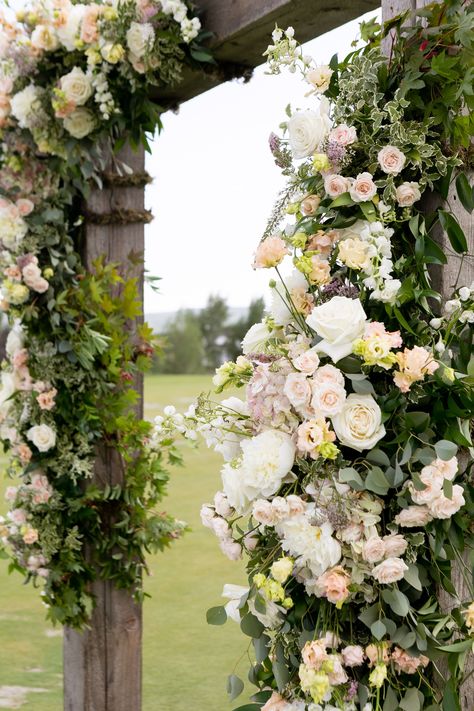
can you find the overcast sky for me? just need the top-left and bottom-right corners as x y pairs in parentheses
(144, 8), (381, 314)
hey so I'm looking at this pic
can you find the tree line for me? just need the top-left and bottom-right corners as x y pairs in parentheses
(153, 295), (265, 374)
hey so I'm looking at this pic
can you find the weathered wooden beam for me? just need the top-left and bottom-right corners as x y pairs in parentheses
(63, 144), (144, 711)
(382, 2), (473, 709)
(159, 0), (379, 105)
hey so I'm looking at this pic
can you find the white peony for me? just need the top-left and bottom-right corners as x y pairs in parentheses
(10, 85), (43, 129)
(277, 516), (341, 578)
(27, 424), (56, 452)
(306, 296), (367, 362)
(126, 22), (155, 58)
(288, 105), (331, 159)
(332, 394), (385, 451)
(63, 108), (95, 138)
(59, 67), (93, 106)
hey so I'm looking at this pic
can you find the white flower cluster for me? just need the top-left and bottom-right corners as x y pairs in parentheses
(161, 0), (201, 43)
(92, 69), (115, 120)
(264, 26), (312, 75)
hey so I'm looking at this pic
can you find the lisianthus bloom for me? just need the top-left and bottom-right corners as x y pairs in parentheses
(353, 322), (401, 369)
(393, 345), (439, 392)
(391, 647), (429, 674)
(253, 235), (288, 268)
(297, 417), (335, 459)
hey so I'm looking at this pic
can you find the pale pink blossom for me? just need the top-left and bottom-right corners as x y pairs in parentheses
(5, 486), (18, 502)
(302, 639), (328, 669)
(15, 443), (32, 464)
(311, 380), (346, 418)
(326, 655), (348, 685)
(284, 372), (312, 410)
(342, 645), (365, 667)
(308, 256), (331, 285)
(252, 500), (276, 526)
(371, 557), (408, 584)
(396, 182), (421, 207)
(314, 566), (350, 604)
(329, 124), (357, 146)
(307, 229), (340, 258)
(364, 322), (402, 348)
(428, 485), (465, 519)
(16, 199), (34, 216)
(23, 527), (39, 545)
(362, 536), (386, 563)
(394, 346), (439, 392)
(395, 505), (433, 527)
(301, 194), (321, 215)
(365, 643), (391, 667)
(391, 647), (429, 674)
(262, 692), (290, 711)
(292, 348), (320, 375)
(286, 495), (306, 516)
(382, 534), (408, 557)
(80, 5), (100, 43)
(312, 364), (345, 388)
(219, 538), (242, 560)
(9, 508), (27, 525)
(36, 388), (57, 411)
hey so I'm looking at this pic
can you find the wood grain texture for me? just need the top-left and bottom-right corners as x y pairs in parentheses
(63, 145), (144, 711)
(382, 2), (473, 707)
(156, 0), (379, 105)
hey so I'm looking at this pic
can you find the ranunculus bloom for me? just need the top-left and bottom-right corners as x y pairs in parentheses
(306, 296), (367, 363)
(349, 172), (377, 202)
(371, 557), (408, 584)
(378, 145), (406, 175)
(332, 394), (385, 452)
(253, 235), (288, 268)
(396, 181), (421, 207)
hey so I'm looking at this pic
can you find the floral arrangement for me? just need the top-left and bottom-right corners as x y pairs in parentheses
(0, 0), (211, 627)
(157, 3), (474, 710)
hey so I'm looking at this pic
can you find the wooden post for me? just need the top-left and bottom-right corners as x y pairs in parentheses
(63, 144), (145, 711)
(382, 1), (473, 707)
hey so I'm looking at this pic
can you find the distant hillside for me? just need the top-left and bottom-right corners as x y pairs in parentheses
(145, 306), (250, 333)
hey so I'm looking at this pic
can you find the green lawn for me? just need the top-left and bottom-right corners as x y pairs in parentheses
(0, 375), (251, 710)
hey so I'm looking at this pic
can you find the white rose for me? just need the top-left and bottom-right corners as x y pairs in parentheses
(428, 485), (465, 519)
(288, 108), (331, 159)
(371, 557), (408, 584)
(10, 85), (43, 129)
(126, 22), (155, 59)
(284, 372), (312, 410)
(242, 321), (272, 354)
(59, 67), (93, 106)
(63, 108), (95, 138)
(362, 536), (386, 563)
(213, 491), (233, 517)
(349, 172), (377, 203)
(311, 380), (346, 417)
(377, 145), (406, 175)
(394, 505), (433, 527)
(27, 424), (56, 452)
(306, 296), (367, 362)
(395, 182), (421, 207)
(332, 394), (385, 452)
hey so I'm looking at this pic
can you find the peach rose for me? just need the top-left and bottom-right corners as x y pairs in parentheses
(284, 372), (312, 410)
(4, 266), (21, 281)
(291, 287), (314, 316)
(315, 566), (350, 605)
(371, 557), (408, 584)
(395, 505), (433, 527)
(16, 443), (32, 464)
(308, 256), (331, 285)
(302, 639), (328, 669)
(301, 194), (321, 215)
(391, 647), (429, 674)
(253, 235), (288, 269)
(429, 485), (465, 519)
(324, 173), (351, 198)
(378, 145), (406, 175)
(349, 172), (377, 203)
(342, 645), (364, 667)
(395, 181), (421, 207)
(307, 229), (339, 258)
(329, 124), (357, 146)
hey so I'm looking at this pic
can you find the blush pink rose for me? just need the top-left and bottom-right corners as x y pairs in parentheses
(371, 557), (408, 584)
(23, 528), (39, 545)
(329, 124), (357, 146)
(292, 347), (320, 375)
(362, 536), (386, 563)
(252, 499), (276, 525)
(342, 645), (364, 667)
(395, 505), (433, 527)
(312, 364), (345, 387)
(301, 194), (321, 215)
(378, 145), (406, 175)
(16, 199), (34, 216)
(382, 534), (408, 557)
(395, 181), (421, 207)
(428, 485), (465, 519)
(349, 172), (377, 202)
(311, 380), (346, 417)
(80, 5), (100, 43)
(315, 566), (350, 605)
(284, 372), (312, 410)
(324, 173), (351, 198)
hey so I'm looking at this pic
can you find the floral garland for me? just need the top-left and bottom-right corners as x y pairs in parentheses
(157, 3), (474, 710)
(0, 0), (211, 627)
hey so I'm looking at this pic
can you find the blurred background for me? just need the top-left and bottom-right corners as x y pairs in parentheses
(0, 7), (380, 709)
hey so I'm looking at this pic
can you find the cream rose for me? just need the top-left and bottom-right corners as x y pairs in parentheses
(383, 534), (408, 557)
(126, 21), (155, 59)
(59, 67), (93, 106)
(63, 108), (95, 138)
(288, 108), (331, 159)
(284, 372), (312, 410)
(371, 557), (408, 584)
(31, 24), (59, 51)
(429, 485), (465, 519)
(27, 423), (56, 452)
(349, 172), (377, 203)
(10, 85), (43, 129)
(324, 173), (351, 198)
(394, 505), (433, 527)
(332, 393), (385, 451)
(338, 237), (371, 270)
(292, 347), (320, 375)
(395, 181), (421, 207)
(362, 536), (386, 563)
(306, 296), (367, 362)
(378, 145), (406, 175)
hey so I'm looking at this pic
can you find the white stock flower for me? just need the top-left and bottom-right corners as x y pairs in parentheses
(27, 424), (56, 452)
(288, 106), (331, 159)
(59, 67), (93, 106)
(306, 296), (367, 362)
(63, 108), (95, 138)
(126, 22), (155, 58)
(332, 394), (385, 451)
